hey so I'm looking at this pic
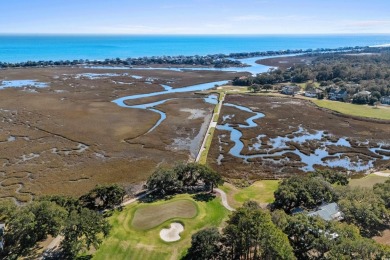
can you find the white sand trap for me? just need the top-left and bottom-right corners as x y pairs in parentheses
(159, 223), (184, 242)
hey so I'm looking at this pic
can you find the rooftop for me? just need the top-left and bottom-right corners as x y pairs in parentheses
(307, 202), (343, 221)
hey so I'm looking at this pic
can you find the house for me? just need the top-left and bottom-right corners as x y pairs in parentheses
(305, 89), (317, 98)
(307, 202), (343, 221)
(0, 223), (4, 250)
(381, 96), (390, 105)
(305, 88), (323, 98)
(353, 90), (371, 98)
(328, 89), (348, 102)
(281, 85), (300, 95)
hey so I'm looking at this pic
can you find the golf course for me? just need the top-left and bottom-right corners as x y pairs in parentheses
(93, 194), (229, 260)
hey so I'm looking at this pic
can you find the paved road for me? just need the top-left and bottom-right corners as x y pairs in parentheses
(214, 188), (235, 211)
(196, 92), (225, 162)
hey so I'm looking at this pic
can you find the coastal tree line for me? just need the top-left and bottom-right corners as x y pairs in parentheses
(233, 47), (390, 101)
(0, 46), (364, 69)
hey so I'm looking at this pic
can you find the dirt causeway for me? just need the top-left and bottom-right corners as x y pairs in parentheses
(0, 67), (247, 203)
(208, 95), (390, 179)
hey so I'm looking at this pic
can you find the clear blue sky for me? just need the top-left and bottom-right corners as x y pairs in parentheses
(1, 0), (390, 34)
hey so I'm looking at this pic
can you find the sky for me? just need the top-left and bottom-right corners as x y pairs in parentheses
(1, 0), (390, 34)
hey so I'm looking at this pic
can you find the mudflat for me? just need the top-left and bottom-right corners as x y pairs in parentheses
(0, 67), (247, 203)
(208, 95), (390, 179)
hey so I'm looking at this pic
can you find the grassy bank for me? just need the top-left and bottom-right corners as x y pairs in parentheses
(199, 127), (215, 164)
(94, 194), (228, 260)
(312, 99), (390, 120)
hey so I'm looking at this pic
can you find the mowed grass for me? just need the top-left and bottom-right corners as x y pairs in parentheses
(132, 199), (197, 230)
(349, 174), (389, 188)
(312, 99), (390, 120)
(93, 194), (229, 260)
(220, 180), (280, 208)
(199, 127), (215, 164)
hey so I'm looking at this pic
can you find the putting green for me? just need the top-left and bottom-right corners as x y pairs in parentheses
(132, 199), (197, 230)
(94, 194), (229, 260)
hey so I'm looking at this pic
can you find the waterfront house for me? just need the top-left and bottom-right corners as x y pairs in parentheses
(353, 90), (371, 98)
(305, 88), (323, 98)
(0, 223), (4, 250)
(381, 96), (390, 105)
(328, 89), (348, 102)
(281, 85), (300, 95)
(307, 202), (343, 221)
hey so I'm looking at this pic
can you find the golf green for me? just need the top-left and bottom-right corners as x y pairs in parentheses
(131, 199), (197, 230)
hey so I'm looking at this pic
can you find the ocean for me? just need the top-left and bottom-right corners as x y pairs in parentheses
(1, 34), (390, 63)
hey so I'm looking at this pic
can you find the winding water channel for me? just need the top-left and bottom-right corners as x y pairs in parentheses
(217, 104), (390, 172)
(109, 56), (389, 172)
(111, 56), (271, 131)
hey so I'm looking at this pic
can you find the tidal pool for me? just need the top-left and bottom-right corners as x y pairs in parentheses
(0, 80), (48, 89)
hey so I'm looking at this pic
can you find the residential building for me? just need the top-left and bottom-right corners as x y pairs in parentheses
(307, 202), (343, 221)
(381, 96), (390, 105)
(281, 85), (300, 95)
(328, 89), (348, 102)
(305, 88), (323, 98)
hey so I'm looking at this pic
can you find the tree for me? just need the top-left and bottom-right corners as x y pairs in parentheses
(184, 227), (221, 260)
(174, 162), (203, 187)
(272, 176), (337, 213)
(337, 186), (390, 237)
(371, 90), (382, 100)
(61, 208), (110, 259)
(146, 168), (182, 195)
(38, 195), (81, 212)
(247, 84), (261, 93)
(281, 213), (331, 259)
(1, 201), (66, 258)
(273, 211), (390, 259)
(0, 199), (16, 222)
(327, 236), (390, 259)
(374, 179), (390, 208)
(28, 201), (67, 241)
(80, 184), (126, 210)
(198, 166), (223, 192)
(310, 169), (349, 185)
(223, 201), (295, 260)
(174, 162), (223, 192)
(262, 84), (273, 92)
(305, 82), (315, 91)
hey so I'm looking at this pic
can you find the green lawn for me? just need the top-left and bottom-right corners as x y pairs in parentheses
(349, 174), (389, 188)
(199, 127), (215, 165)
(312, 99), (390, 120)
(221, 180), (280, 208)
(93, 194), (229, 260)
(132, 199), (197, 230)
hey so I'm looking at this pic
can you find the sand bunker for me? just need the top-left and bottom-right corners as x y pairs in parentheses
(159, 223), (184, 242)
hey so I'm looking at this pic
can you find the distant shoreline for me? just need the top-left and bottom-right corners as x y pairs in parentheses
(0, 45), (377, 70)
(1, 34), (390, 63)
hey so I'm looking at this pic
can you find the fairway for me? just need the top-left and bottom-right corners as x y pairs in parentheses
(312, 99), (390, 120)
(349, 174), (389, 188)
(94, 194), (229, 260)
(132, 199), (197, 230)
(234, 180), (279, 204)
(220, 180), (280, 208)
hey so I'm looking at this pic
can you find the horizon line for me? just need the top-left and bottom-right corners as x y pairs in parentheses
(1, 33), (390, 36)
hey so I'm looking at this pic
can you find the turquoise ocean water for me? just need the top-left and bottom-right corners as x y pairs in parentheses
(1, 34), (390, 63)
